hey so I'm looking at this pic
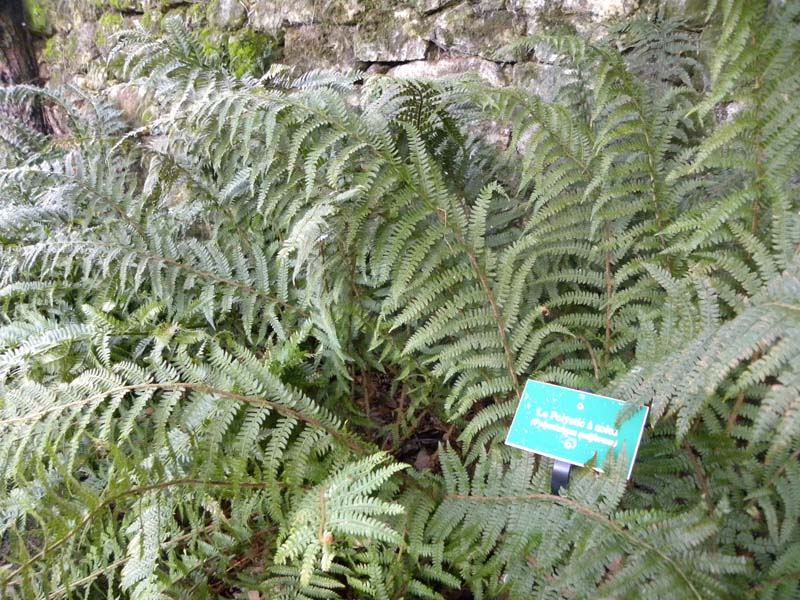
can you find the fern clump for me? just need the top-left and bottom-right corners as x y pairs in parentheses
(1, 2), (799, 598)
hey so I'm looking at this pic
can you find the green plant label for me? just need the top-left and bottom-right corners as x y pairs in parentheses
(505, 380), (648, 479)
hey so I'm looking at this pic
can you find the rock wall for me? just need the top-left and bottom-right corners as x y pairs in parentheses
(23, 0), (704, 116)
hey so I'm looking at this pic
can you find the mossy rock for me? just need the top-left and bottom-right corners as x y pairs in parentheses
(651, 0), (708, 21)
(284, 25), (355, 70)
(40, 23), (98, 86)
(95, 0), (145, 11)
(207, 0), (247, 29)
(430, 4), (525, 61)
(354, 7), (429, 62)
(29, 0), (98, 34)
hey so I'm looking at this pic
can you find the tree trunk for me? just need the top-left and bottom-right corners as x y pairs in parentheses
(0, 0), (48, 133)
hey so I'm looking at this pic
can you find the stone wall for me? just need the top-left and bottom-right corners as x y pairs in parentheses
(23, 0), (704, 118)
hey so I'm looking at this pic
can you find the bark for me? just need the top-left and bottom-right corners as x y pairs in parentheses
(0, 0), (48, 133)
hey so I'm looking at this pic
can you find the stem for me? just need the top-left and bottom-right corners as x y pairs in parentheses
(45, 558), (127, 600)
(579, 335), (601, 381)
(146, 252), (306, 317)
(1, 381), (366, 454)
(318, 486), (327, 542)
(3, 478), (276, 587)
(684, 441), (715, 516)
(450, 492), (704, 600)
(604, 237), (614, 365)
(725, 393), (746, 434)
(287, 98), (529, 397)
(761, 446), (800, 492)
(765, 302), (800, 313)
(752, 74), (763, 236)
(10, 240), (305, 316)
(465, 249), (521, 397)
(362, 369), (371, 419)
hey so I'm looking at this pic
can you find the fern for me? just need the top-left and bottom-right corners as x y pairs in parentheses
(1, 3), (799, 598)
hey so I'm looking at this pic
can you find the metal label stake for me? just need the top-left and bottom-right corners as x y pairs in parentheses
(550, 388), (592, 495)
(550, 460), (572, 495)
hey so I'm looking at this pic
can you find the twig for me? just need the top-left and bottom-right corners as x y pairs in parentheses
(318, 486), (327, 543)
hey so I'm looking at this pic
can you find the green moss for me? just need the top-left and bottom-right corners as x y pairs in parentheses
(193, 26), (279, 78)
(96, 0), (141, 10)
(23, 0), (51, 36)
(95, 12), (125, 49)
(40, 34), (80, 85)
(99, 12), (124, 28)
(42, 36), (59, 61)
(140, 9), (162, 30)
(190, 27), (221, 64)
(187, 2), (206, 20)
(227, 30), (277, 78)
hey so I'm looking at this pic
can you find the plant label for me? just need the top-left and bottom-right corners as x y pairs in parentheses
(505, 380), (648, 479)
